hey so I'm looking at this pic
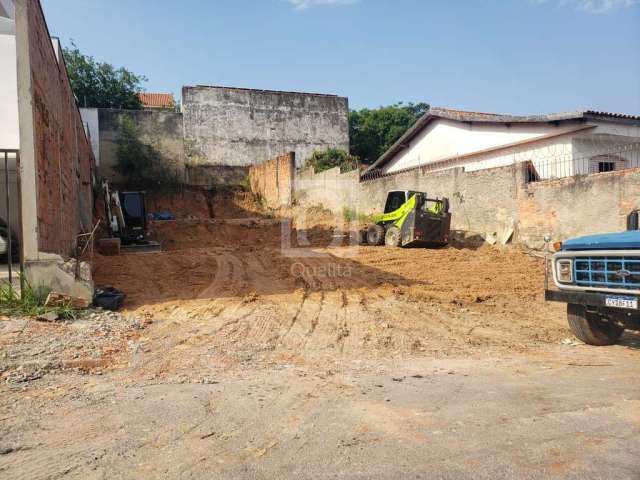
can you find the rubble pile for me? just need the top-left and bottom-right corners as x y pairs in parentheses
(0, 308), (147, 385)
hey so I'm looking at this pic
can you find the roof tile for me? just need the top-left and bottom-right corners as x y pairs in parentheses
(138, 92), (176, 108)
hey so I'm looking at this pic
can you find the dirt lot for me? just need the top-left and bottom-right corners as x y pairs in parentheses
(1, 198), (639, 479)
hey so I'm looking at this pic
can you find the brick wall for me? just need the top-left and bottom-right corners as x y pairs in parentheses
(26, 0), (94, 256)
(248, 152), (295, 208)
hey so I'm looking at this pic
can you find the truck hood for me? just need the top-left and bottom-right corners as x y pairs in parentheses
(562, 230), (640, 251)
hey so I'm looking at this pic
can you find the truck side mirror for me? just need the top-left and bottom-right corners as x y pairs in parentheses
(627, 210), (639, 231)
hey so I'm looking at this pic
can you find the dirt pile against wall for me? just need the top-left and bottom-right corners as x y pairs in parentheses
(144, 187), (266, 220)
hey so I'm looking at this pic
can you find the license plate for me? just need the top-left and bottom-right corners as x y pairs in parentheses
(605, 295), (638, 310)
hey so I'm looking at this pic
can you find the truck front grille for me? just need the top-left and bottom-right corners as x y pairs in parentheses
(574, 256), (640, 290)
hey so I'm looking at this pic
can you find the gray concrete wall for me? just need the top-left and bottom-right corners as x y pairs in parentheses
(97, 108), (184, 184)
(517, 168), (640, 248)
(293, 163), (640, 249)
(182, 86), (349, 171)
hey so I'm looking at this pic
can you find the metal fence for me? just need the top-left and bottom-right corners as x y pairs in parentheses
(358, 141), (640, 184)
(0, 149), (21, 286)
(525, 142), (640, 183)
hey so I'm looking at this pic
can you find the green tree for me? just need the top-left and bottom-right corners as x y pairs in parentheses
(115, 116), (178, 190)
(306, 148), (359, 173)
(349, 102), (429, 165)
(63, 43), (146, 109)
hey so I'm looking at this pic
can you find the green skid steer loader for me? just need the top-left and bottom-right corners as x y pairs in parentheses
(364, 191), (451, 248)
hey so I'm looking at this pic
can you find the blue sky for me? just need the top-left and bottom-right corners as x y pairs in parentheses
(41, 0), (640, 114)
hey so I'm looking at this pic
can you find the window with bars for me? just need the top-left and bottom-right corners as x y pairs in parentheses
(590, 155), (626, 174)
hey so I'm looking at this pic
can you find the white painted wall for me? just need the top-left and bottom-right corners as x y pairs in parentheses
(384, 117), (640, 180)
(0, 31), (18, 150)
(80, 108), (100, 165)
(384, 119), (583, 174)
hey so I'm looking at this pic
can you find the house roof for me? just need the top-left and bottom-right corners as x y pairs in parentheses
(138, 92), (176, 108)
(365, 107), (640, 173)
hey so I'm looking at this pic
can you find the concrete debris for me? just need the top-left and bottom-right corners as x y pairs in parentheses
(45, 292), (90, 309)
(499, 221), (515, 245)
(484, 232), (497, 245)
(36, 311), (59, 322)
(1, 309), (145, 384)
(60, 260), (92, 283)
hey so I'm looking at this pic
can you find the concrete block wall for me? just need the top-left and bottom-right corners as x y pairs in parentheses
(517, 167), (640, 248)
(294, 165), (360, 213)
(248, 152), (295, 208)
(182, 86), (349, 171)
(289, 162), (640, 249)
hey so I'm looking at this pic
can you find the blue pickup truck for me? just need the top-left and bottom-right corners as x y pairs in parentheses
(545, 214), (640, 345)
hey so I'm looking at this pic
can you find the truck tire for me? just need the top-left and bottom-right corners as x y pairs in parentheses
(366, 224), (385, 246)
(385, 226), (401, 247)
(567, 303), (624, 346)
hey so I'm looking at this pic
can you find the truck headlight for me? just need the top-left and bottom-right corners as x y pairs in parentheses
(556, 259), (573, 283)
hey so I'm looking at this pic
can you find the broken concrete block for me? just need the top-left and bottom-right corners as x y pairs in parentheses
(500, 223), (515, 245)
(45, 292), (90, 309)
(37, 311), (59, 322)
(484, 232), (497, 245)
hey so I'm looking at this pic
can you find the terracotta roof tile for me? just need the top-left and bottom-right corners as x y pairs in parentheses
(138, 92), (176, 108)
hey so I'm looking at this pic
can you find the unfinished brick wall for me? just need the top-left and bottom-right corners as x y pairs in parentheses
(248, 152), (295, 208)
(26, 0), (94, 256)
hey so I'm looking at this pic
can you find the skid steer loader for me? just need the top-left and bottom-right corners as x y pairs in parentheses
(364, 191), (451, 248)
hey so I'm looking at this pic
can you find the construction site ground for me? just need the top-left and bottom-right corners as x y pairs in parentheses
(1, 192), (639, 479)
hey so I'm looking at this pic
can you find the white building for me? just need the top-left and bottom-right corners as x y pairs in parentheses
(0, 0), (18, 150)
(364, 108), (640, 181)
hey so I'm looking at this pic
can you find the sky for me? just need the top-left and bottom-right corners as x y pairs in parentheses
(40, 0), (640, 115)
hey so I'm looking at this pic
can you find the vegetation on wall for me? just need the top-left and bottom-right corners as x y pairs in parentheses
(115, 115), (179, 190)
(306, 148), (360, 173)
(63, 42), (146, 109)
(349, 102), (429, 165)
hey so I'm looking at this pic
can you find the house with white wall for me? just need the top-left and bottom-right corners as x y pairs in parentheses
(364, 108), (640, 181)
(0, 0), (18, 150)
(0, 0), (20, 244)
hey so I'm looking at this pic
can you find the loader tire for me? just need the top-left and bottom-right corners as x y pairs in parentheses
(384, 226), (401, 247)
(567, 303), (624, 346)
(366, 224), (385, 246)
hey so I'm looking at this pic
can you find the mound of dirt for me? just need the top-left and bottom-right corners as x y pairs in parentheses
(93, 216), (569, 372)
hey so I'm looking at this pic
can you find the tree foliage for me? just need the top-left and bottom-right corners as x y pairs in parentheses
(115, 116), (179, 190)
(349, 102), (430, 165)
(63, 43), (146, 109)
(306, 148), (359, 173)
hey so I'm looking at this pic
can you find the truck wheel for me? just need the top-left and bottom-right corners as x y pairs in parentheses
(567, 304), (624, 346)
(366, 224), (385, 246)
(385, 226), (401, 247)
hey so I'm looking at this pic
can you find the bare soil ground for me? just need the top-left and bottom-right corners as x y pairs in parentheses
(1, 196), (639, 479)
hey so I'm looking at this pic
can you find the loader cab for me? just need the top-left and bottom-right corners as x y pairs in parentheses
(384, 191), (424, 213)
(384, 191), (408, 213)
